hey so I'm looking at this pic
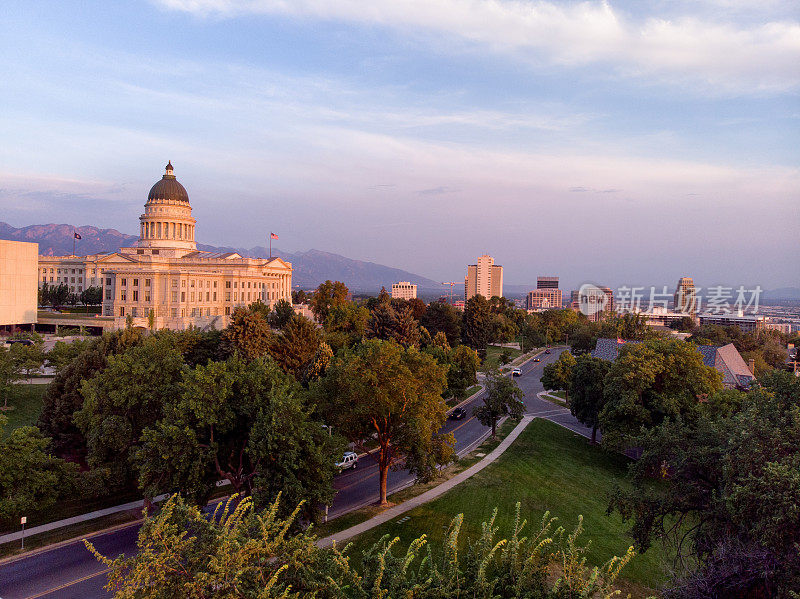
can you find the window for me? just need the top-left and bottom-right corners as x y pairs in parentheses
(226, 281), (231, 289)
(132, 307), (138, 317)
(190, 292), (195, 302)
(248, 282), (251, 288)
(145, 279), (151, 287)
(234, 293), (238, 301)
(78, 269), (83, 274)
(106, 277), (112, 285)
(181, 309), (185, 317)
(78, 277), (82, 283)
(171, 308), (178, 317)
(172, 280), (178, 288)
(78, 286), (83, 292)
(213, 281), (218, 288)
(119, 307), (125, 316)
(133, 279), (139, 287)
(225, 292), (231, 301)
(50, 277), (53, 282)
(213, 292), (217, 301)
(121, 292), (126, 301)
(181, 292), (186, 302)
(191, 308), (196, 317)
(206, 292), (210, 301)
(49, 268), (53, 273)
(234, 281), (238, 288)
(121, 278), (127, 286)
(132, 290), (139, 302)
(172, 291), (178, 302)
(71, 269), (75, 274)
(106, 290), (111, 300)
(225, 306), (230, 315)
(190, 280), (195, 288)
(181, 280), (186, 287)
(70, 277), (75, 283)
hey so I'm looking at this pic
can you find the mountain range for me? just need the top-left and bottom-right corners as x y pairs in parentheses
(0, 222), (442, 293)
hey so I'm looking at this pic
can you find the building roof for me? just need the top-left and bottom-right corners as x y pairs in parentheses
(148, 163), (189, 204)
(592, 338), (754, 389)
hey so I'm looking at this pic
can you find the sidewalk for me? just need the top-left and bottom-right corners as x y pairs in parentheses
(317, 414), (534, 549)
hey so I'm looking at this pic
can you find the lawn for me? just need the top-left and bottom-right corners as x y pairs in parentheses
(484, 345), (522, 369)
(338, 419), (668, 594)
(1, 384), (47, 435)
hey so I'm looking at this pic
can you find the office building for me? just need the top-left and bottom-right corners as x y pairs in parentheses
(537, 276), (559, 289)
(674, 277), (698, 313)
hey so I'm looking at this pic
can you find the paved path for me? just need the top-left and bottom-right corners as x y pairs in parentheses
(317, 414), (535, 549)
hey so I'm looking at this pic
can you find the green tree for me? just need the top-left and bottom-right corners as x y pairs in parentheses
(267, 298), (294, 329)
(568, 354), (611, 444)
(291, 288), (307, 304)
(222, 305), (272, 360)
(600, 338), (723, 449)
(447, 344), (480, 400)
(0, 416), (78, 523)
(268, 314), (322, 381)
(80, 286), (103, 306)
(10, 341), (46, 380)
(0, 346), (23, 410)
(74, 337), (186, 485)
(45, 339), (92, 375)
(540, 351), (576, 403)
(309, 280), (349, 324)
(366, 296), (397, 341)
(323, 301), (369, 352)
(391, 305), (420, 348)
(462, 295), (494, 350)
(315, 339), (453, 504)
(421, 301), (462, 347)
(137, 356), (338, 521)
(473, 368), (524, 437)
(49, 283), (70, 310)
(609, 371), (800, 597)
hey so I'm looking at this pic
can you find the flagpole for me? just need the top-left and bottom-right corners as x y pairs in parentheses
(73, 230), (76, 257)
(269, 233), (272, 260)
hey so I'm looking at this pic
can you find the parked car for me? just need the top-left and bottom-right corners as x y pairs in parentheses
(511, 367), (522, 377)
(335, 451), (358, 471)
(449, 407), (467, 420)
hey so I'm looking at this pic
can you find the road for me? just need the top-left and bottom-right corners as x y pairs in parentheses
(0, 347), (588, 599)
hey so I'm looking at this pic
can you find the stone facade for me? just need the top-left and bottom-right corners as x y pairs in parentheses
(1, 240), (38, 327)
(38, 163), (292, 331)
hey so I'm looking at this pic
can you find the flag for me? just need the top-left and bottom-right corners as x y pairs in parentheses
(74, 232), (82, 240)
(270, 232), (279, 240)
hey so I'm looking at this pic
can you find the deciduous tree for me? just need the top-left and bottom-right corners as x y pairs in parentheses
(315, 339), (453, 504)
(568, 354), (611, 444)
(309, 280), (349, 324)
(541, 351), (576, 403)
(473, 368), (524, 437)
(222, 305), (272, 360)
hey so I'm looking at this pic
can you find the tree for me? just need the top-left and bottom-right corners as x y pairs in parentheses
(473, 368), (524, 437)
(49, 283), (70, 310)
(10, 341), (46, 379)
(366, 297), (397, 341)
(80, 286), (102, 306)
(609, 372), (800, 597)
(0, 417), (78, 523)
(45, 339), (92, 374)
(540, 351), (576, 403)
(421, 301), (462, 347)
(323, 302), (369, 353)
(391, 305), (420, 348)
(222, 305), (272, 360)
(292, 288), (307, 304)
(599, 338), (723, 449)
(0, 347), (23, 410)
(74, 336), (186, 485)
(309, 280), (349, 324)
(568, 355), (611, 444)
(462, 295), (494, 350)
(315, 339), (453, 504)
(447, 345), (480, 400)
(268, 314), (323, 381)
(267, 298), (294, 329)
(137, 356), (338, 520)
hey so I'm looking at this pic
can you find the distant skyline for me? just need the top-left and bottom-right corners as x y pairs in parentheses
(1, 1), (798, 289)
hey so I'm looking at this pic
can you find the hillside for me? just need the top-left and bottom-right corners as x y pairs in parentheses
(0, 222), (441, 293)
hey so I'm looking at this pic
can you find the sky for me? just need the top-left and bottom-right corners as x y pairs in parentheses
(0, 0), (798, 291)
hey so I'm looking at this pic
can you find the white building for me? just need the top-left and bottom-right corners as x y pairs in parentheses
(391, 281), (417, 300)
(39, 162), (293, 331)
(465, 254), (503, 301)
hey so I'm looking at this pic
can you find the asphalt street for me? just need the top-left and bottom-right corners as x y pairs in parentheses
(0, 347), (589, 599)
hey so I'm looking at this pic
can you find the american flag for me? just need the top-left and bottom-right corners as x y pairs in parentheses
(270, 232), (279, 240)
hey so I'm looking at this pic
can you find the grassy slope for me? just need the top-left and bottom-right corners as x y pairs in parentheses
(1, 384), (47, 435)
(484, 345), (522, 369)
(339, 419), (668, 591)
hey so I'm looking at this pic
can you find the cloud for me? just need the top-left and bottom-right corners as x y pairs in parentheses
(157, 0), (800, 94)
(417, 186), (460, 195)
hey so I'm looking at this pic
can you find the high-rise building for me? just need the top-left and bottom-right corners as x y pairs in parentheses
(537, 276), (559, 289)
(572, 285), (615, 322)
(673, 277), (697, 313)
(391, 281), (417, 300)
(464, 254), (503, 301)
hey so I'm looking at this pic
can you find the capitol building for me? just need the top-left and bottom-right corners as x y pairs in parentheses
(39, 162), (292, 330)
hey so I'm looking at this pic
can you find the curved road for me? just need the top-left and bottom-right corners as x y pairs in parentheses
(0, 347), (588, 598)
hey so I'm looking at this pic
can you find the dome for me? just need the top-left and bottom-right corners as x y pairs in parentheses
(147, 162), (189, 203)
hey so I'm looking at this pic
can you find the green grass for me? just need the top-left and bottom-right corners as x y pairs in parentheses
(484, 345), (522, 369)
(339, 419), (668, 593)
(1, 384), (47, 435)
(551, 390), (567, 399)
